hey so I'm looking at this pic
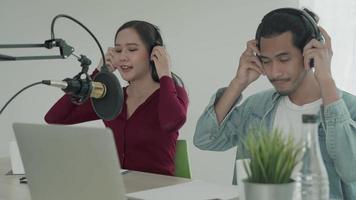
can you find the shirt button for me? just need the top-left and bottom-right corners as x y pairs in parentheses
(209, 135), (216, 140)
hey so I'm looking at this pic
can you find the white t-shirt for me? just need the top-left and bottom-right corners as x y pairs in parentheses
(273, 96), (322, 143)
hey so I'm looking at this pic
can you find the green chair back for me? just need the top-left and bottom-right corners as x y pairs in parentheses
(174, 140), (191, 179)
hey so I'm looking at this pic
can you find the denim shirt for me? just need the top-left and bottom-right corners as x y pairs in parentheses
(194, 88), (356, 200)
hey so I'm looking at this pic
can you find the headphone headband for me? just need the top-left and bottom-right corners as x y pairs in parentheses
(256, 8), (322, 43)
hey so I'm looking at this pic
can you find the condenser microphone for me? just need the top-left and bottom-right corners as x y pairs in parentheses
(42, 79), (107, 99)
(42, 68), (123, 120)
(0, 14), (124, 120)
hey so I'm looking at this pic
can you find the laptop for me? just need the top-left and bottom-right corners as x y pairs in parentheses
(13, 122), (127, 200)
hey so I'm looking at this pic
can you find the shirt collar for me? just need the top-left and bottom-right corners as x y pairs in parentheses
(270, 88), (343, 104)
(271, 90), (282, 103)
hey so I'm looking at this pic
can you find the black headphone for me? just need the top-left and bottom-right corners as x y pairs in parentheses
(256, 8), (323, 68)
(149, 40), (162, 82)
(256, 8), (323, 45)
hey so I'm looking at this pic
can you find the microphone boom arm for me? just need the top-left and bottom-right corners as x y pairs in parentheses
(0, 14), (122, 120)
(0, 39), (74, 61)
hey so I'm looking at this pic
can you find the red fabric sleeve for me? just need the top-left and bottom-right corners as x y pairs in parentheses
(158, 76), (189, 132)
(44, 70), (100, 124)
(44, 94), (99, 124)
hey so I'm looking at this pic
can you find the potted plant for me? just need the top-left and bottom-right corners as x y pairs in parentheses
(242, 127), (302, 200)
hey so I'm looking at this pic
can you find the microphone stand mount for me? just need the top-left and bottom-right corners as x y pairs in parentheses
(0, 14), (122, 120)
(0, 39), (74, 61)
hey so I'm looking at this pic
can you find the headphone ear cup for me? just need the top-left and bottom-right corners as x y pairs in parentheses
(255, 24), (262, 49)
(149, 41), (163, 82)
(300, 8), (322, 42)
(150, 60), (159, 82)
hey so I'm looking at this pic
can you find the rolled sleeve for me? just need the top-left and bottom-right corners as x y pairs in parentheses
(322, 99), (356, 183)
(193, 88), (243, 151)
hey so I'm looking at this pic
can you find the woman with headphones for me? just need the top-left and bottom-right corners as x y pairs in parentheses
(45, 21), (189, 176)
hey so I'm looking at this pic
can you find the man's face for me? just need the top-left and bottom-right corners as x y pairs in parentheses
(259, 32), (307, 96)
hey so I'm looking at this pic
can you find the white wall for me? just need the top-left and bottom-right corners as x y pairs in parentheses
(0, 0), (297, 184)
(300, 0), (356, 96)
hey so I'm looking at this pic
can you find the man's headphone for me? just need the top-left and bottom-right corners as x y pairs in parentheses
(255, 8), (323, 68)
(256, 8), (323, 45)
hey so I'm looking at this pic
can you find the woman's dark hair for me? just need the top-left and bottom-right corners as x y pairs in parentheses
(115, 20), (184, 87)
(255, 8), (321, 52)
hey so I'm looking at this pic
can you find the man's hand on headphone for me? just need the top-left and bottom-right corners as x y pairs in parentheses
(303, 26), (333, 84)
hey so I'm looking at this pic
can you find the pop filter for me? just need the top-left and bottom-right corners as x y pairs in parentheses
(91, 69), (123, 121)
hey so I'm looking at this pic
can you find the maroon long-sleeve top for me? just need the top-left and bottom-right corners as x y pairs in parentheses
(45, 75), (188, 176)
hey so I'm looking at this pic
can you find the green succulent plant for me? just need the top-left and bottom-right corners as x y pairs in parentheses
(243, 127), (302, 184)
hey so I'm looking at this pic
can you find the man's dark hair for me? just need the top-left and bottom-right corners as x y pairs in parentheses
(255, 8), (321, 52)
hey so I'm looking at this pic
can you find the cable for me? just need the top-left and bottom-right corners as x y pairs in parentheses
(50, 14), (106, 67)
(0, 82), (43, 115)
(1, 14), (108, 115)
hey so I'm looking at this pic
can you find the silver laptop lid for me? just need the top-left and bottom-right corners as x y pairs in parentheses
(13, 122), (126, 200)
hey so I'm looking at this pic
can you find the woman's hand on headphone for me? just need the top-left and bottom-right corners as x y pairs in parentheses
(151, 46), (172, 78)
(96, 47), (116, 72)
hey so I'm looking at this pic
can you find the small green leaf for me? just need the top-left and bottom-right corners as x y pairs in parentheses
(243, 126), (302, 184)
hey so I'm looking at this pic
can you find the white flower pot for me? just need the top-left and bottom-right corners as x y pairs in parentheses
(243, 180), (296, 200)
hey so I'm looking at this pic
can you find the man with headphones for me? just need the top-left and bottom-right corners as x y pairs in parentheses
(194, 8), (356, 199)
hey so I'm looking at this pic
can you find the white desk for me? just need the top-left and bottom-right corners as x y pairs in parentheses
(0, 157), (239, 200)
(0, 157), (190, 200)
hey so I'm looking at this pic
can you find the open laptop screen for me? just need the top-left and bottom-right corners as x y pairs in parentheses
(13, 123), (126, 200)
